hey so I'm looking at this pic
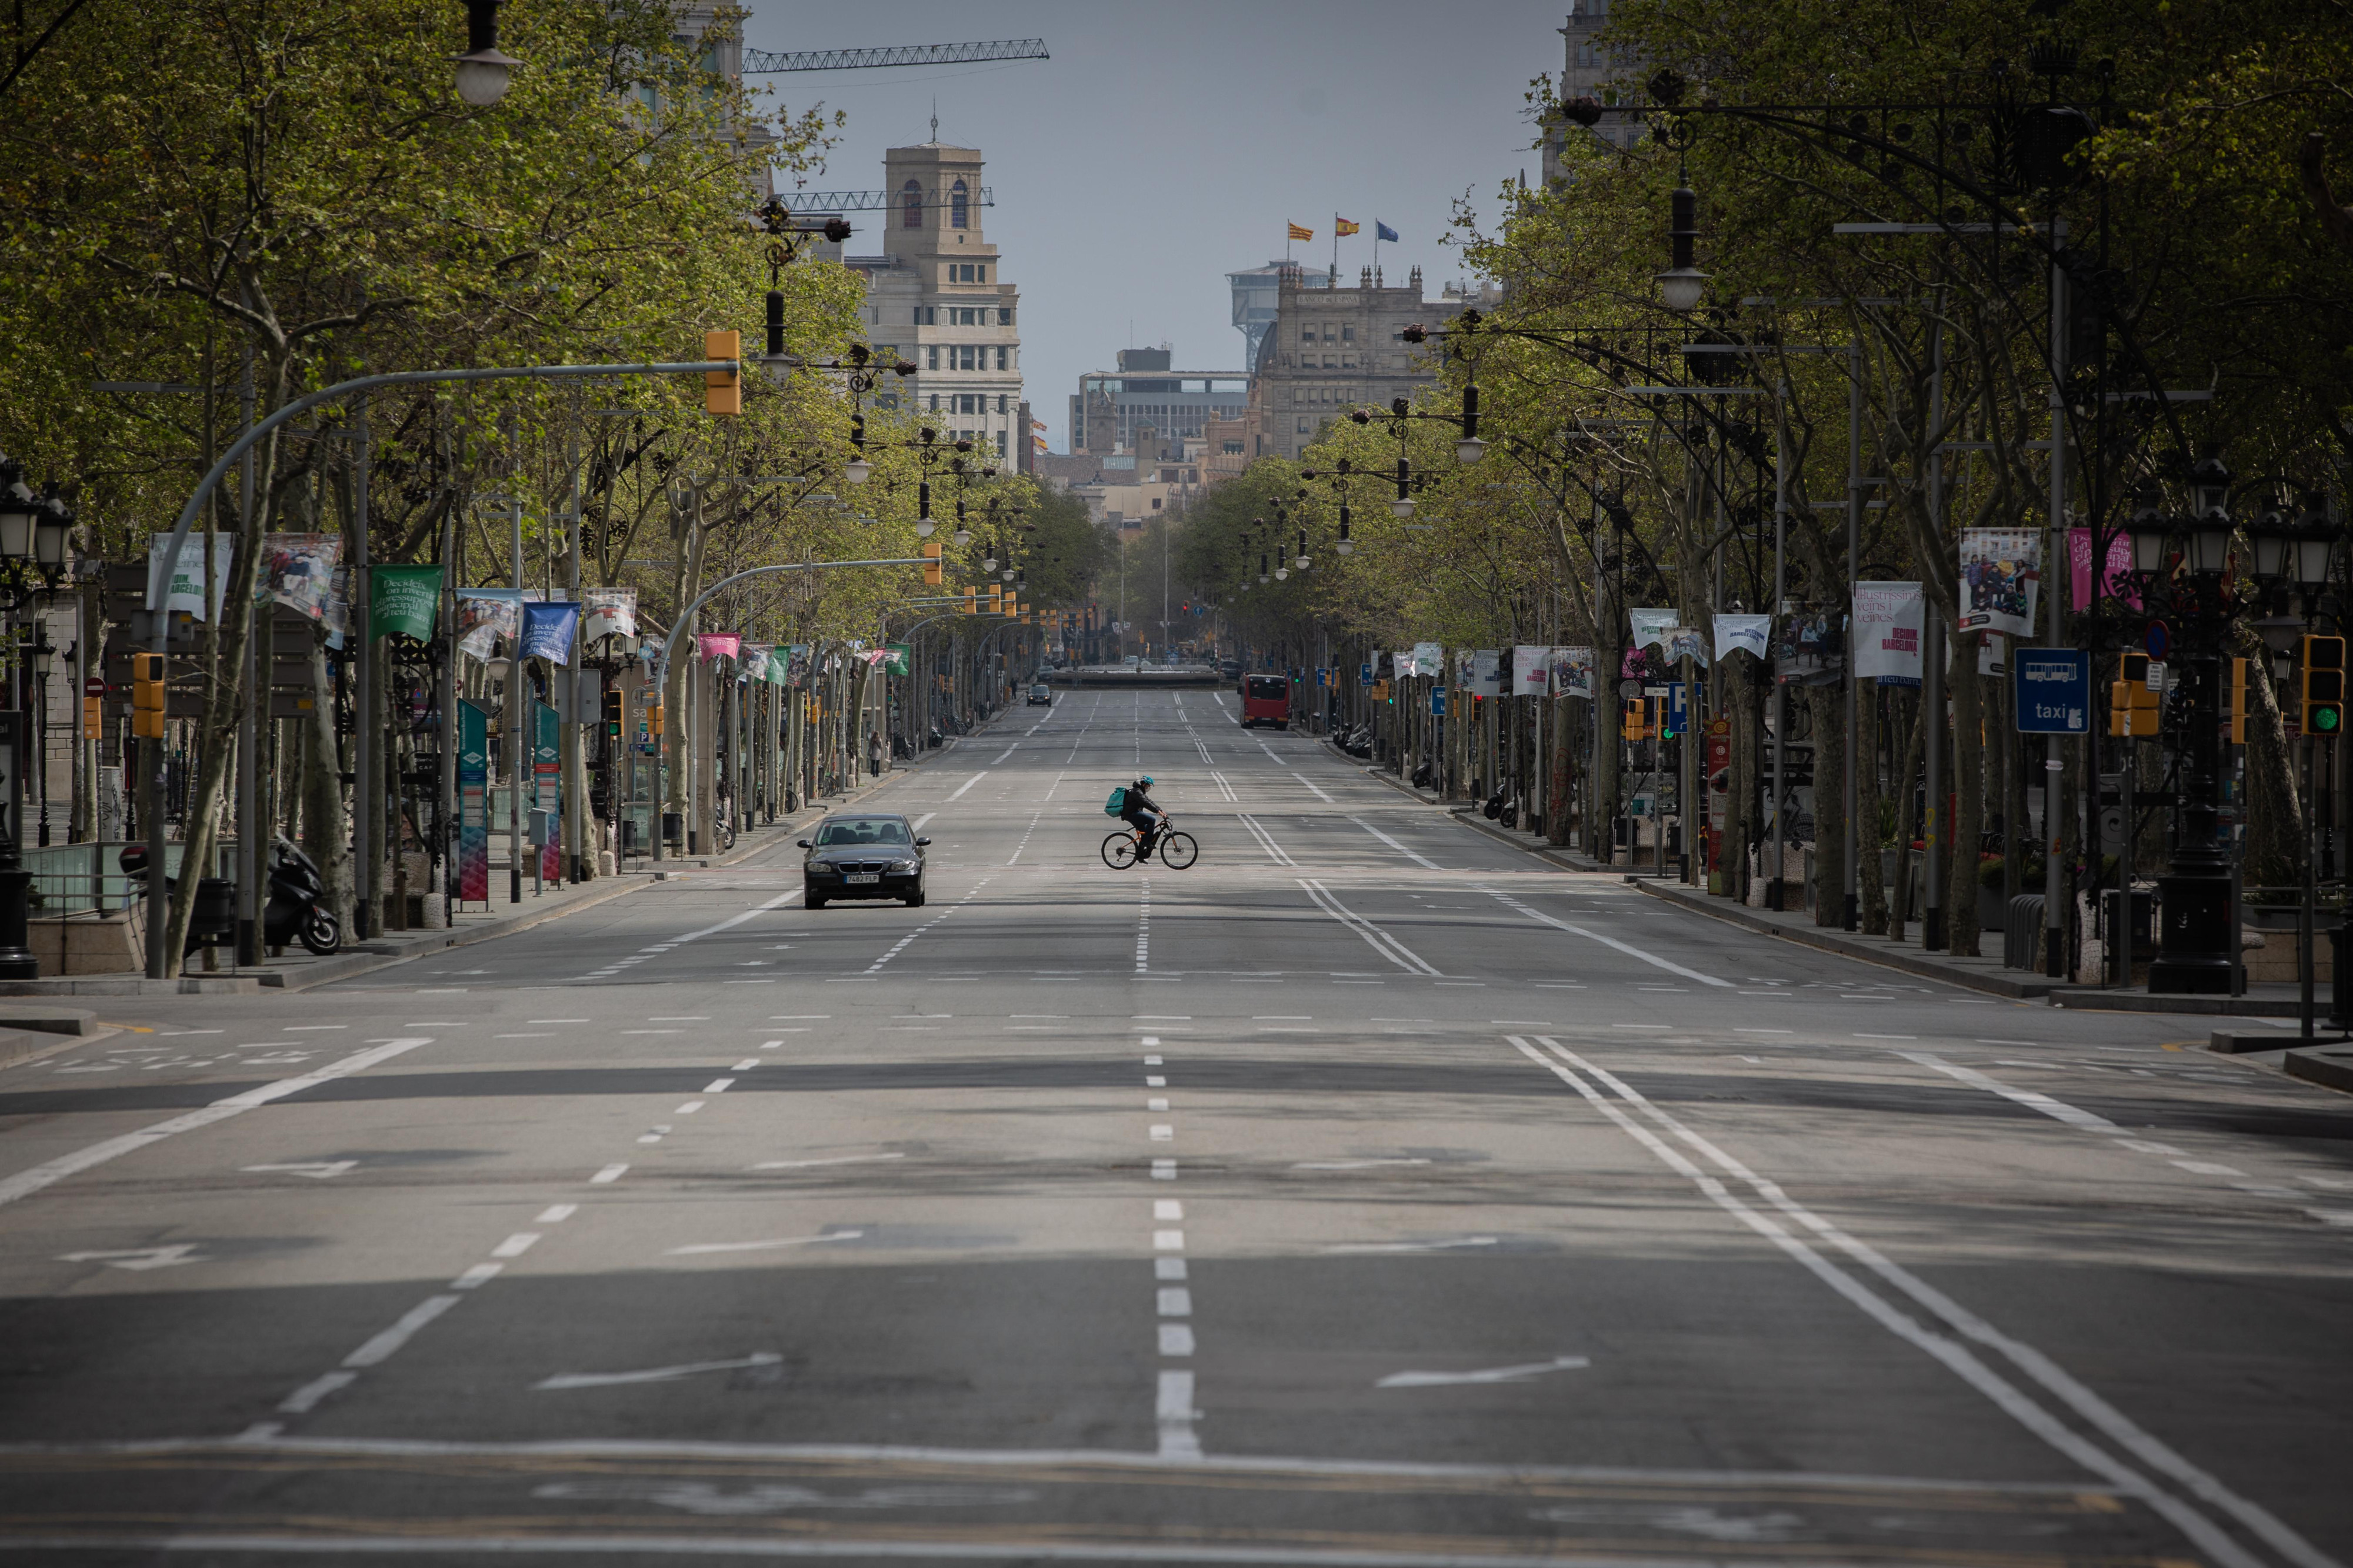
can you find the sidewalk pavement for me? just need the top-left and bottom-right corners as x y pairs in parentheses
(0, 713), (1010, 999)
(1327, 738), (2324, 1019)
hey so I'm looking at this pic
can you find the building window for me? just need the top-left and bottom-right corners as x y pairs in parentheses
(996, 431), (1009, 458)
(1342, 325), (1355, 342)
(996, 393), (1008, 413)
(976, 265), (986, 283)
(928, 345), (940, 369)
(999, 307), (1013, 325)
(950, 179), (969, 229)
(1222, 440), (1243, 454)
(1300, 325), (1315, 342)
(902, 179), (922, 229)
(1297, 418), (1310, 432)
(995, 346), (1008, 371)
(929, 393), (940, 410)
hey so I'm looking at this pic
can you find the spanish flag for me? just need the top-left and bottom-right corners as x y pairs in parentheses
(1287, 222), (1313, 241)
(1335, 218), (1361, 237)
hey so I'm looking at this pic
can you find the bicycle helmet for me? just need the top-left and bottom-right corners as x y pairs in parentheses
(1137, 775), (1154, 787)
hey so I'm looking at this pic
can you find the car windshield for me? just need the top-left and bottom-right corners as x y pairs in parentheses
(816, 818), (912, 847)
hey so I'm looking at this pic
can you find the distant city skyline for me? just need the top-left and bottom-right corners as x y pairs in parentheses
(739, 1), (1574, 452)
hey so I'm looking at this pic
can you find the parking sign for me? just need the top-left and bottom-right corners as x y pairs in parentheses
(2013, 648), (2089, 733)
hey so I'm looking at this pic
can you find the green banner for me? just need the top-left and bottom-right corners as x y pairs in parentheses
(884, 642), (910, 676)
(371, 564), (442, 641)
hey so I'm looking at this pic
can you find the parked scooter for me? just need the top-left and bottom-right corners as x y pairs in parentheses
(262, 838), (342, 955)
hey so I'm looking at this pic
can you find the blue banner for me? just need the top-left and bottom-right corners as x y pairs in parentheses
(520, 600), (581, 664)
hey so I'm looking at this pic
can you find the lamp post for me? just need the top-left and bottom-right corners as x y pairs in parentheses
(454, 0), (519, 106)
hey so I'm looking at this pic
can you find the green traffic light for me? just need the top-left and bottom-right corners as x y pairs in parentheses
(2318, 708), (2342, 733)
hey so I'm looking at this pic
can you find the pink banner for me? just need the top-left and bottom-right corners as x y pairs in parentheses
(695, 633), (741, 663)
(2069, 527), (2139, 611)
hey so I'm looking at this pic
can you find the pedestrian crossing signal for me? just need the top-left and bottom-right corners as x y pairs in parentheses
(2303, 635), (2345, 735)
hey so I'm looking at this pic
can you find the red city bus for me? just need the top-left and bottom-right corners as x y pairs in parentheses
(1239, 672), (1292, 729)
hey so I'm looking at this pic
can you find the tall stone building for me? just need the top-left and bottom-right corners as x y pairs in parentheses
(1068, 348), (1251, 457)
(1250, 265), (1466, 461)
(845, 140), (1025, 463)
(1542, 1), (1646, 183)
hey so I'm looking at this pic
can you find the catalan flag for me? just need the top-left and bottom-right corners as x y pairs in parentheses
(1335, 218), (1361, 237)
(1287, 222), (1313, 241)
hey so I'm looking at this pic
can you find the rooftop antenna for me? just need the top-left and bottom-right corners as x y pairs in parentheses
(930, 98), (938, 141)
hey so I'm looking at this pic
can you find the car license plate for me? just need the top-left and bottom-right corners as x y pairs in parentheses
(845, 873), (879, 885)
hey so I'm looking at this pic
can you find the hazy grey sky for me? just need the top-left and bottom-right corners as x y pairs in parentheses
(740, 2), (1571, 452)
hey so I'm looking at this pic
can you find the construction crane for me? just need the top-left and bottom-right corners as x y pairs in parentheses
(741, 39), (1049, 75)
(768, 188), (992, 213)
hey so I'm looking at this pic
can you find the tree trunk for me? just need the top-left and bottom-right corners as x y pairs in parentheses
(302, 633), (351, 929)
(1809, 683), (1845, 926)
(1887, 693), (1924, 943)
(1947, 637), (1986, 957)
(1858, 680), (1888, 933)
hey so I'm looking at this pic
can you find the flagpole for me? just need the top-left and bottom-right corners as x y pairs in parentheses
(1332, 213), (1340, 285)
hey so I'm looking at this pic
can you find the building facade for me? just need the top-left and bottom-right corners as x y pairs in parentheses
(845, 141), (1025, 463)
(1068, 348), (1251, 457)
(1228, 259), (1329, 368)
(1249, 265), (1465, 461)
(1542, 1), (1645, 183)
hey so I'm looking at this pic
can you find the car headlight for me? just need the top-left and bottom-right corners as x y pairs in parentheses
(891, 859), (919, 873)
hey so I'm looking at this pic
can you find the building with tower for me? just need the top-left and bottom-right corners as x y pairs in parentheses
(844, 135), (1025, 464)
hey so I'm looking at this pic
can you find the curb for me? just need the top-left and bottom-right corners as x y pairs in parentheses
(2052, 989), (2311, 1018)
(2285, 1042), (2353, 1096)
(1324, 740), (1609, 873)
(1628, 879), (2055, 1000)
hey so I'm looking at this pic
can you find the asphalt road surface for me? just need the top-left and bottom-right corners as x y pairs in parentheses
(2, 686), (2349, 1567)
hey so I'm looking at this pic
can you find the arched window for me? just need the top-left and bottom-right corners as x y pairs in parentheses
(950, 179), (968, 229)
(901, 179), (922, 229)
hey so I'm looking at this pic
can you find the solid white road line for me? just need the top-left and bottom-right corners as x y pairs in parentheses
(0, 1037), (433, 1210)
(534, 1353), (782, 1391)
(1237, 814), (1294, 866)
(1375, 1356), (1589, 1389)
(1512, 1036), (2308, 1568)
(909, 813), (936, 830)
(342, 1294), (462, 1369)
(1481, 885), (1729, 987)
(1351, 816), (1442, 870)
(668, 1231), (864, 1255)
(1298, 880), (1440, 976)
(671, 892), (797, 945)
(948, 772), (988, 800)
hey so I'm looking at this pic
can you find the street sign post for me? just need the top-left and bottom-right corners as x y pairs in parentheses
(2014, 649), (2091, 733)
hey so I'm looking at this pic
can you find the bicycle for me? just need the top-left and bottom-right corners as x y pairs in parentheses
(1102, 817), (1198, 870)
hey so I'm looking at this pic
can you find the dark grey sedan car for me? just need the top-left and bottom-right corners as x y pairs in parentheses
(799, 813), (929, 909)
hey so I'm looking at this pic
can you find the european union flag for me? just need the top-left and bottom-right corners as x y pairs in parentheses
(1375, 220), (1399, 242)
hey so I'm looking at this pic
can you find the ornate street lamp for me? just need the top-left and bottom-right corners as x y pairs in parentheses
(2293, 492), (2338, 595)
(2126, 493), (2171, 574)
(1654, 186), (1709, 314)
(454, 0), (519, 106)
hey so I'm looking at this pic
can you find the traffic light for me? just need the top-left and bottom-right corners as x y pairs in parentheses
(2229, 657), (2248, 746)
(81, 695), (100, 740)
(705, 329), (741, 416)
(647, 703), (664, 738)
(2303, 634), (2345, 736)
(2109, 652), (2159, 738)
(131, 653), (165, 739)
(602, 688), (622, 740)
(1622, 697), (1658, 742)
(988, 583), (1003, 614)
(961, 588), (977, 615)
(922, 542), (942, 586)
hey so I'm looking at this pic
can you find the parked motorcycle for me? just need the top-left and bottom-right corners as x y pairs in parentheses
(263, 839), (342, 955)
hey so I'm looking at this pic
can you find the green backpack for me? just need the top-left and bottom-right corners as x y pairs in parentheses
(1104, 788), (1127, 816)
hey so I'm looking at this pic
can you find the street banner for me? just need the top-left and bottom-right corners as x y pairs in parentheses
(582, 587), (638, 642)
(1394, 648), (1420, 679)
(520, 600), (580, 664)
(457, 698), (489, 902)
(534, 700), (561, 880)
(1664, 626), (1708, 667)
(1514, 645), (1552, 696)
(1959, 528), (2041, 637)
(2014, 648), (2090, 733)
(1713, 614), (1771, 662)
(1628, 608), (1677, 653)
(455, 589), (522, 660)
(324, 563), (352, 649)
(1411, 641), (1443, 680)
(146, 532), (233, 621)
(1853, 582), (1924, 686)
(2069, 527), (2139, 612)
(696, 632), (740, 664)
(1469, 649), (1503, 698)
(739, 643), (773, 682)
(785, 644), (811, 685)
(1551, 646), (1595, 699)
(885, 642), (911, 676)
(370, 564), (442, 642)
(259, 534), (339, 623)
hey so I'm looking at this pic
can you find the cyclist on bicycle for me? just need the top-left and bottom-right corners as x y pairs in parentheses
(1120, 775), (1165, 863)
